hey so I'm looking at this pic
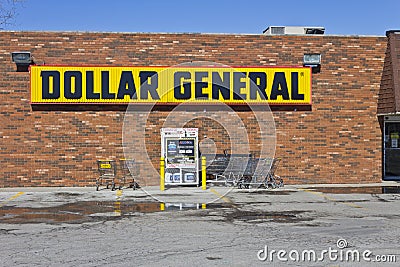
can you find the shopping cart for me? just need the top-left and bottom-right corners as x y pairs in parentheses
(205, 152), (253, 187)
(263, 158), (284, 188)
(96, 159), (117, 191)
(237, 158), (284, 189)
(119, 158), (140, 190)
(224, 155), (253, 187)
(204, 154), (229, 185)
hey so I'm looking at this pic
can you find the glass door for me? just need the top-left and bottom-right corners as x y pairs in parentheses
(384, 120), (400, 180)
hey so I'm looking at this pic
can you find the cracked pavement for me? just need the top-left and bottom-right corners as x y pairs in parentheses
(0, 183), (400, 266)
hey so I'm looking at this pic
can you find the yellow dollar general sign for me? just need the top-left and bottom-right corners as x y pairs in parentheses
(30, 66), (311, 104)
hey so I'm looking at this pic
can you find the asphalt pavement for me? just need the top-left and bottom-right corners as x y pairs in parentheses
(1, 182), (400, 266)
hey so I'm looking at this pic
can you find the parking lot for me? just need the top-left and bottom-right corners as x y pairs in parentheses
(1, 183), (400, 266)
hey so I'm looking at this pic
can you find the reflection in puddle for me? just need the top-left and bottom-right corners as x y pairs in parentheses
(0, 201), (228, 224)
(305, 186), (400, 194)
(161, 203), (207, 211)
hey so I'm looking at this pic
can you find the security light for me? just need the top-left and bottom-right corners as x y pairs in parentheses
(303, 54), (321, 73)
(11, 51), (34, 72)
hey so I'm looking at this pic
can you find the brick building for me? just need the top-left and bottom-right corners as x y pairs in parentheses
(0, 28), (398, 187)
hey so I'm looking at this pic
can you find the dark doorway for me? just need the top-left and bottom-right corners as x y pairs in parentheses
(384, 117), (400, 180)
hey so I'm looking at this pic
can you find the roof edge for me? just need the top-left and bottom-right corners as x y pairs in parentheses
(0, 30), (387, 38)
(386, 30), (400, 37)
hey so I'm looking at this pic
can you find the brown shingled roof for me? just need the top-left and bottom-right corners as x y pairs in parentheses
(378, 30), (400, 114)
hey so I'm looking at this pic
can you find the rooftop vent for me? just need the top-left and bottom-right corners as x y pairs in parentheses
(263, 26), (325, 35)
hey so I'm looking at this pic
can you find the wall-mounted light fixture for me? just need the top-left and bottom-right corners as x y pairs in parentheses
(11, 51), (34, 72)
(303, 53), (321, 73)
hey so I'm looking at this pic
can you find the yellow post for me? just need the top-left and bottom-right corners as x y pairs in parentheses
(201, 156), (206, 190)
(160, 157), (165, 191)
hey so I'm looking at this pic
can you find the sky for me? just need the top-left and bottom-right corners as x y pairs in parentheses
(4, 0), (400, 36)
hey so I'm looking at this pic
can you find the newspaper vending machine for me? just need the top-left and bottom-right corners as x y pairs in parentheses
(161, 128), (199, 186)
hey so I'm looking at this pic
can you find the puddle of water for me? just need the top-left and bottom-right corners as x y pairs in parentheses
(224, 210), (312, 224)
(0, 201), (231, 224)
(0, 199), (313, 225)
(304, 186), (400, 194)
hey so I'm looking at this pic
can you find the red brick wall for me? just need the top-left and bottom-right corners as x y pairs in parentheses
(0, 31), (387, 187)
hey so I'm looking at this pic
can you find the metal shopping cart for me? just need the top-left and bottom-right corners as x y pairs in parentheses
(204, 154), (230, 186)
(237, 157), (284, 189)
(263, 158), (284, 188)
(224, 154), (253, 187)
(96, 159), (117, 191)
(205, 152), (253, 187)
(119, 158), (140, 190)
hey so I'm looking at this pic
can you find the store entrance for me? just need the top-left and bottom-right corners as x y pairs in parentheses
(384, 117), (400, 180)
